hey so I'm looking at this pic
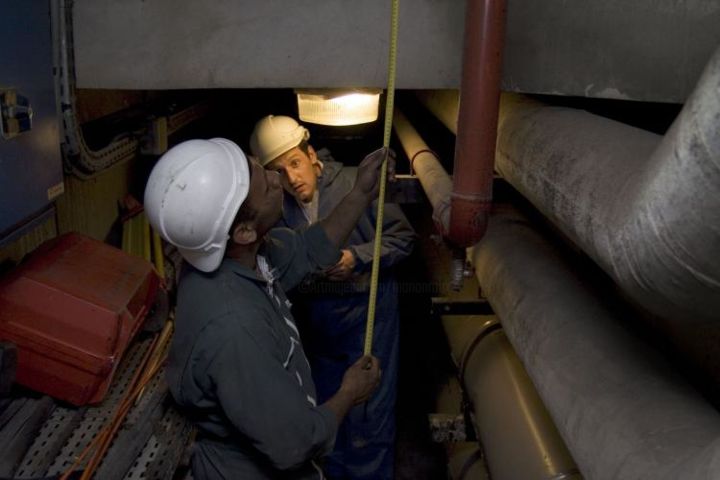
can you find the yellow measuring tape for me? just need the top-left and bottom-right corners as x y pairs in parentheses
(364, 0), (400, 356)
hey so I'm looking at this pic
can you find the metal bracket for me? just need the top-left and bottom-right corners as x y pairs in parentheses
(0, 88), (33, 139)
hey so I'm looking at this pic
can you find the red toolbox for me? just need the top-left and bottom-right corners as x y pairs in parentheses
(0, 233), (160, 405)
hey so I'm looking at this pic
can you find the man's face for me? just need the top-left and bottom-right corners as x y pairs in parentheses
(266, 146), (320, 203)
(244, 159), (284, 234)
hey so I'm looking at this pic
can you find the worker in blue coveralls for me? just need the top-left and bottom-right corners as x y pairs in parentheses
(250, 115), (416, 480)
(144, 138), (394, 479)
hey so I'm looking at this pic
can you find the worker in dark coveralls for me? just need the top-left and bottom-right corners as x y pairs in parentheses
(251, 116), (416, 480)
(144, 138), (393, 479)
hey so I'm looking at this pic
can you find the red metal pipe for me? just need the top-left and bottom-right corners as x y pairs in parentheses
(449, 0), (506, 247)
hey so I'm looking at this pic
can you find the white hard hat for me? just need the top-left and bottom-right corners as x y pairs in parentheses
(144, 138), (250, 273)
(249, 115), (310, 166)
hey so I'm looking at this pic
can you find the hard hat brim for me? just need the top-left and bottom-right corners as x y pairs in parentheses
(178, 244), (226, 273)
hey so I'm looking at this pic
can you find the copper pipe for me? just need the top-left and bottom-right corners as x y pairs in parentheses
(449, 0), (506, 247)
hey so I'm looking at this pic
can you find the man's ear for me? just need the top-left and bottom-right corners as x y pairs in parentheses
(231, 222), (257, 245)
(308, 145), (323, 175)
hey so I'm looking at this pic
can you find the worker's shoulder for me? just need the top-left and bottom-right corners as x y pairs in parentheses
(176, 263), (263, 318)
(319, 163), (356, 203)
(193, 307), (274, 349)
(320, 160), (354, 183)
(175, 270), (272, 344)
(177, 264), (233, 295)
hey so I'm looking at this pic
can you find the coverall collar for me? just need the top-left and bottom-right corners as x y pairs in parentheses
(222, 256), (269, 284)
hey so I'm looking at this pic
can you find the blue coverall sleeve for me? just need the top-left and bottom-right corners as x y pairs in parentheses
(266, 224), (342, 291)
(208, 326), (338, 471)
(348, 201), (416, 271)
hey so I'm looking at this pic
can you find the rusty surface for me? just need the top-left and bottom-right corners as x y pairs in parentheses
(449, 0), (506, 247)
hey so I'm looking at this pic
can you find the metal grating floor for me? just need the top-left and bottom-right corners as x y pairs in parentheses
(124, 405), (194, 480)
(8, 336), (192, 479)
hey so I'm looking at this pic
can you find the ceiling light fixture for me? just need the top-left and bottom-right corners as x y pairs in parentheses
(296, 88), (381, 126)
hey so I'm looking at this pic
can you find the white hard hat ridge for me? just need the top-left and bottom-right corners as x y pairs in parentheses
(249, 115), (310, 166)
(144, 138), (250, 273)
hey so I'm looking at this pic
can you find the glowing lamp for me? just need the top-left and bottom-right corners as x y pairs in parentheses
(296, 89), (381, 126)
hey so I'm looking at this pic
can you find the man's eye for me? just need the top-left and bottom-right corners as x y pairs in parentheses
(291, 160), (299, 168)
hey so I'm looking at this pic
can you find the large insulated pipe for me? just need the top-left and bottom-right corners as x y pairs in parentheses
(393, 108), (452, 233)
(449, 0), (506, 247)
(416, 90), (459, 134)
(493, 45), (720, 384)
(442, 314), (581, 480)
(472, 208), (720, 480)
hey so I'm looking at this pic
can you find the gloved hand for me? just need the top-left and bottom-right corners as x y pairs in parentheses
(325, 249), (357, 281)
(353, 147), (396, 199)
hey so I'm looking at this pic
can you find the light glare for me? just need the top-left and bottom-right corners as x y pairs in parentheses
(297, 90), (381, 126)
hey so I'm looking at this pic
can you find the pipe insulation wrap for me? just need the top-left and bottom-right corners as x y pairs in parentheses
(494, 46), (720, 358)
(393, 109), (452, 231)
(416, 90), (459, 134)
(471, 209), (720, 480)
